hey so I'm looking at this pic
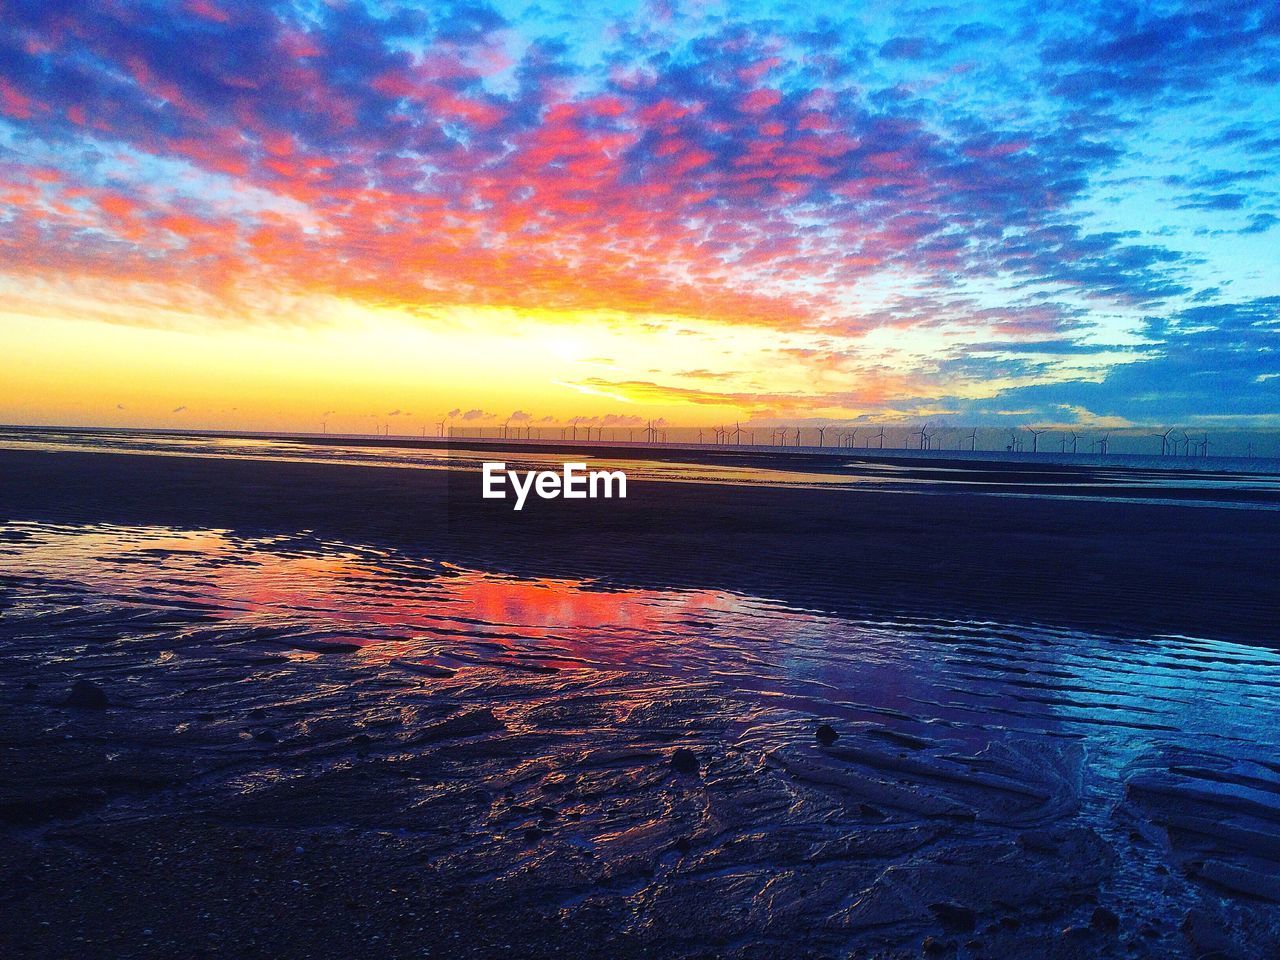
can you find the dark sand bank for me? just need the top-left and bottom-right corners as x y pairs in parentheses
(1, 448), (1277, 646)
(2, 448), (1280, 960)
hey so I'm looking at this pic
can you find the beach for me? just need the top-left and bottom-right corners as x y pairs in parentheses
(2, 439), (1280, 958)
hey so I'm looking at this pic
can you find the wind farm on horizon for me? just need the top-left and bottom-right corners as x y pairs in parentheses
(32, 416), (1268, 469)
(328, 415), (1276, 464)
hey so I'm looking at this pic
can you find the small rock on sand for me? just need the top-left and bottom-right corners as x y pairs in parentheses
(929, 902), (976, 933)
(670, 748), (700, 775)
(63, 679), (108, 710)
(815, 723), (839, 746)
(1090, 906), (1120, 932)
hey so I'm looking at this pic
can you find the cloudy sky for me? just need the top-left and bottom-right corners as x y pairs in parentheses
(1, 0), (1277, 431)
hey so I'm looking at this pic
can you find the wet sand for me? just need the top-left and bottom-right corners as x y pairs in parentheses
(2, 447), (1279, 959)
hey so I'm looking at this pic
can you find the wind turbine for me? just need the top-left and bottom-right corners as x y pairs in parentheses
(965, 427), (977, 451)
(847, 427), (859, 448)
(817, 426), (826, 446)
(732, 422), (743, 444)
(874, 426), (885, 449)
(1154, 427), (1174, 456)
(1027, 427), (1046, 453)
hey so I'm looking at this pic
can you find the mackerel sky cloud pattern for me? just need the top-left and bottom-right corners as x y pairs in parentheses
(1, 0), (1278, 424)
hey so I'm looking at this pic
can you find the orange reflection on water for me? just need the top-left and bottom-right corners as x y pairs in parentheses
(3, 521), (743, 669)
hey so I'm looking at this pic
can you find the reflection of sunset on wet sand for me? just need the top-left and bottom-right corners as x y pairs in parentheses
(5, 499), (1280, 955)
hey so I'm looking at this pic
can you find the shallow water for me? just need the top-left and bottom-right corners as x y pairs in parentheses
(3, 518), (1279, 957)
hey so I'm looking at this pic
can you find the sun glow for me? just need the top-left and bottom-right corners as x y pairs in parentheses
(1, 288), (840, 431)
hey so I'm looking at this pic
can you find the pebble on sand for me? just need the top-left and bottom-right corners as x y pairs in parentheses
(815, 723), (839, 746)
(929, 902), (977, 933)
(63, 679), (108, 710)
(1090, 906), (1120, 932)
(670, 748), (700, 775)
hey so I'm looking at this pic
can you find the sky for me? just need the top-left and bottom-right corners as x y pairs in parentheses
(1, 0), (1278, 434)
